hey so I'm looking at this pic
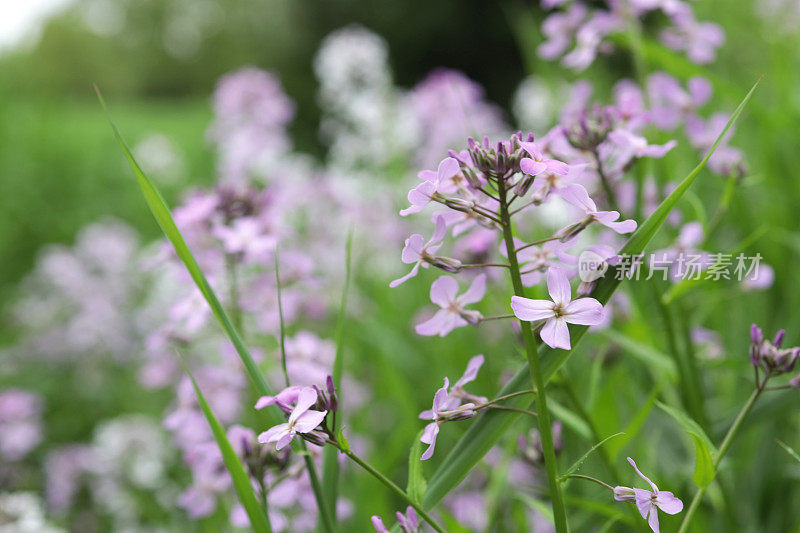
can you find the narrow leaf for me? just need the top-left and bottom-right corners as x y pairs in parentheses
(596, 329), (677, 380)
(407, 430), (428, 504)
(185, 365), (271, 533)
(559, 433), (625, 481)
(422, 78), (760, 511)
(657, 401), (718, 456)
(95, 86), (272, 399)
(691, 435), (715, 489)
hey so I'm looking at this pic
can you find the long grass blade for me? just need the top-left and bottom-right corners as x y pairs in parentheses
(422, 78), (761, 511)
(184, 363), (272, 533)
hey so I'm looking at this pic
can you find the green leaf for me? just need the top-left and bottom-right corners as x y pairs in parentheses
(559, 433), (625, 481)
(322, 231), (353, 515)
(548, 398), (592, 441)
(95, 86), (272, 400)
(184, 365), (271, 533)
(516, 494), (554, 524)
(407, 430), (428, 504)
(691, 435), (715, 489)
(657, 401), (718, 456)
(777, 440), (800, 464)
(97, 88), (335, 533)
(421, 78), (760, 512)
(337, 428), (351, 453)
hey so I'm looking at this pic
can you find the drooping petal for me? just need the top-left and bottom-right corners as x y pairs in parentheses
(390, 262), (421, 288)
(647, 504), (660, 533)
(510, 296), (555, 321)
(546, 267), (572, 306)
(458, 274), (487, 305)
(593, 211), (638, 234)
(293, 409), (327, 433)
(540, 317), (571, 350)
(454, 354), (484, 389)
(258, 423), (289, 444)
(655, 491), (684, 515)
(627, 457), (660, 493)
(275, 431), (295, 451)
(564, 297), (605, 325)
(634, 489), (654, 519)
(420, 423), (440, 460)
(430, 276), (459, 308)
(415, 309), (456, 337)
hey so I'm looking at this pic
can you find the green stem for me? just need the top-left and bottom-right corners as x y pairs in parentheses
(498, 178), (569, 533)
(225, 253), (243, 333)
(593, 149), (619, 213)
(677, 382), (765, 532)
(702, 173), (738, 248)
(329, 442), (446, 533)
(563, 474), (615, 491)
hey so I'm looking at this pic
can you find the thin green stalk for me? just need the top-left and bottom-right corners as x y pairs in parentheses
(499, 179), (569, 533)
(702, 173), (738, 247)
(225, 253), (243, 333)
(593, 149), (619, 213)
(677, 382), (765, 532)
(328, 441), (446, 533)
(274, 249), (335, 533)
(322, 230), (354, 525)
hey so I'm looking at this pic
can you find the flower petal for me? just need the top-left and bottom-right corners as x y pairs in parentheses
(520, 158), (547, 176)
(546, 267), (572, 306)
(437, 157), (460, 181)
(564, 297), (605, 325)
(655, 491), (683, 515)
(458, 274), (486, 305)
(510, 296), (555, 321)
(627, 457), (660, 493)
(454, 355), (484, 388)
(389, 262), (421, 288)
(400, 234), (425, 264)
(559, 183), (597, 213)
(258, 423), (288, 444)
(541, 317), (571, 350)
(289, 387), (318, 423)
(293, 409), (327, 433)
(430, 276), (459, 308)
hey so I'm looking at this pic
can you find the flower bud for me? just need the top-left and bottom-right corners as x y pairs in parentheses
(460, 309), (483, 326)
(750, 324), (763, 345)
(613, 486), (636, 503)
(326, 375), (338, 412)
(773, 329), (786, 348)
(443, 197), (475, 213)
(301, 430), (327, 447)
(429, 256), (463, 273)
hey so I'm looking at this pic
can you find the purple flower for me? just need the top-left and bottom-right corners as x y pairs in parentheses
(372, 506), (419, 532)
(614, 457), (683, 533)
(400, 158), (460, 216)
(254, 385), (304, 414)
(390, 215), (448, 288)
(647, 73), (712, 130)
(510, 267), (605, 350)
(0, 389), (43, 461)
(419, 378), (477, 461)
(416, 275), (486, 337)
(660, 10), (725, 64)
(257, 388), (327, 450)
(519, 141), (569, 176)
(419, 355), (486, 420)
(608, 129), (678, 159)
(559, 184), (638, 234)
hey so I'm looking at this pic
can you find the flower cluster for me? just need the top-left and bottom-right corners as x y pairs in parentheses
(750, 325), (800, 384)
(0, 389), (43, 462)
(538, 0), (724, 71)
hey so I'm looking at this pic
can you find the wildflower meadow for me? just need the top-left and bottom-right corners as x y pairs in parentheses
(2, 0), (800, 531)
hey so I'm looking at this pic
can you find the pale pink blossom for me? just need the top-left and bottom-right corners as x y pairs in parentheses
(257, 388), (327, 450)
(614, 457), (683, 533)
(416, 275), (486, 337)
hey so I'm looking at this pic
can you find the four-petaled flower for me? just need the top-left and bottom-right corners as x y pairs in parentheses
(614, 457), (684, 533)
(419, 377), (477, 460)
(416, 274), (486, 337)
(257, 387), (327, 450)
(560, 184), (638, 234)
(420, 355), (486, 419)
(400, 157), (461, 216)
(510, 267), (605, 349)
(390, 215), (448, 288)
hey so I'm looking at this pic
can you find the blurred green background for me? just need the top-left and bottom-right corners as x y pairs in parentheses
(3, 0), (800, 530)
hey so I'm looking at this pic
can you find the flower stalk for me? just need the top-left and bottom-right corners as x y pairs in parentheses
(498, 177), (569, 533)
